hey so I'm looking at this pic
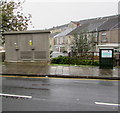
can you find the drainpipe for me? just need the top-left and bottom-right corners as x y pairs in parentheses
(96, 28), (99, 45)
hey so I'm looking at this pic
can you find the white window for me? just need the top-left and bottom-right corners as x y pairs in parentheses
(102, 32), (107, 42)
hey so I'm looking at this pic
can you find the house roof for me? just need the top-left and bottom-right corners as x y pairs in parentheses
(112, 22), (120, 29)
(50, 15), (119, 37)
(97, 15), (119, 31)
(50, 32), (60, 37)
(68, 15), (119, 35)
(68, 17), (107, 35)
(54, 28), (76, 38)
(48, 24), (68, 30)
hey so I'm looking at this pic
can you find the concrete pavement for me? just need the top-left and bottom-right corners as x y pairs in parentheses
(0, 63), (120, 80)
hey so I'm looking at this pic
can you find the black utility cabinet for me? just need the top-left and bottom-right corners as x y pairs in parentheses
(99, 49), (114, 69)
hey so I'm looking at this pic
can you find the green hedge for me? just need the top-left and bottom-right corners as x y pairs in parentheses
(51, 56), (99, 66)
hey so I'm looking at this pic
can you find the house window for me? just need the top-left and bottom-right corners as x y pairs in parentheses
(102, 32), (107, 42)
(54, 38), (57, 45)
(60, 37), (64, 44)
(60, 47), (65, 52)
(114, 48), (118, 52)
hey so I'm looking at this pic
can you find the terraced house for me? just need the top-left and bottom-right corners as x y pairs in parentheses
(50, 15), (120, 53)
(97, 16), (120, 52)
(49, 21), (80, 53)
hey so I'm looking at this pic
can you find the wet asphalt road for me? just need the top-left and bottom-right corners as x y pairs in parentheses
(1, 77), (119, 111)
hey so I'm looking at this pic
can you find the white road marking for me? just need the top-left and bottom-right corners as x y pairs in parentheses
(0, 93), (32, 99)
(95, 102), (120, 106)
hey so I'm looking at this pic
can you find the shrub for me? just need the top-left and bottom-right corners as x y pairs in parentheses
(51, 56), (99, 66)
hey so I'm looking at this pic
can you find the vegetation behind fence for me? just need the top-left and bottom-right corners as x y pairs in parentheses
(51, 56), (99, 66)
(51, 52), (120, 66)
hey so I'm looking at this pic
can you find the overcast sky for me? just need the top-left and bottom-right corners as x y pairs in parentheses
(22, 0), (119, 30)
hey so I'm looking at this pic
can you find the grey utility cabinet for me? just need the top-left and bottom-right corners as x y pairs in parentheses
(3, 30), (50, 63)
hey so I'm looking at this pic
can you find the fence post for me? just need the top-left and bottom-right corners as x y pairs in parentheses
(92, 52), (94, 65)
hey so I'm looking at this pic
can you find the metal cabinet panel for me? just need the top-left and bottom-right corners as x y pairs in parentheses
(20, 51), (32, 60)
(34, 51), (46, 59)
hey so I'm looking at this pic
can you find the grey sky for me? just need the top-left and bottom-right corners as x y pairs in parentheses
(22, 0), (119, 30)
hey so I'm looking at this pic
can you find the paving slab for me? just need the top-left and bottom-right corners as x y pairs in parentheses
(56, 66), (63, 75)
(0, 63), (120, 80)
(62, 66), (70, 75)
